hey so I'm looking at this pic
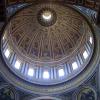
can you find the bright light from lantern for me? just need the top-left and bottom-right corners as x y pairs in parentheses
(43, 71), (49, 79)
(72, 62), (78, 70)
(3, 36), (5, 40)
(42, 11), (52, 20)
(3, 34), (6, 40)
(83, 51), (88, 59)
(58, 69), (65, 77)
(14, 60), (21, 69)
(28, 68), (34, 77)
(4, 49), (10, 58)
(90, 37), (93, 44)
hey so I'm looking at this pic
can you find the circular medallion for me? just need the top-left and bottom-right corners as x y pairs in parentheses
(73, 86), (97, 100)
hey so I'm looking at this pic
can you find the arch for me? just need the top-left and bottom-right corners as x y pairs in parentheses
(25, 96), (62, 100)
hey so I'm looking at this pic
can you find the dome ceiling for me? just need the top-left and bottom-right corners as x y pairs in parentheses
(1, 2), (94, 86)
(8, 3), (85, 63)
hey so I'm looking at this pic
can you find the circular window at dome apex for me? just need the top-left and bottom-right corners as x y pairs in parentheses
(1, 3), (94, 85)
(37, 8), (57, 27)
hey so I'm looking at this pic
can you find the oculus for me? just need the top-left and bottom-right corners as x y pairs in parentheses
(38, 8), (57, 27)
